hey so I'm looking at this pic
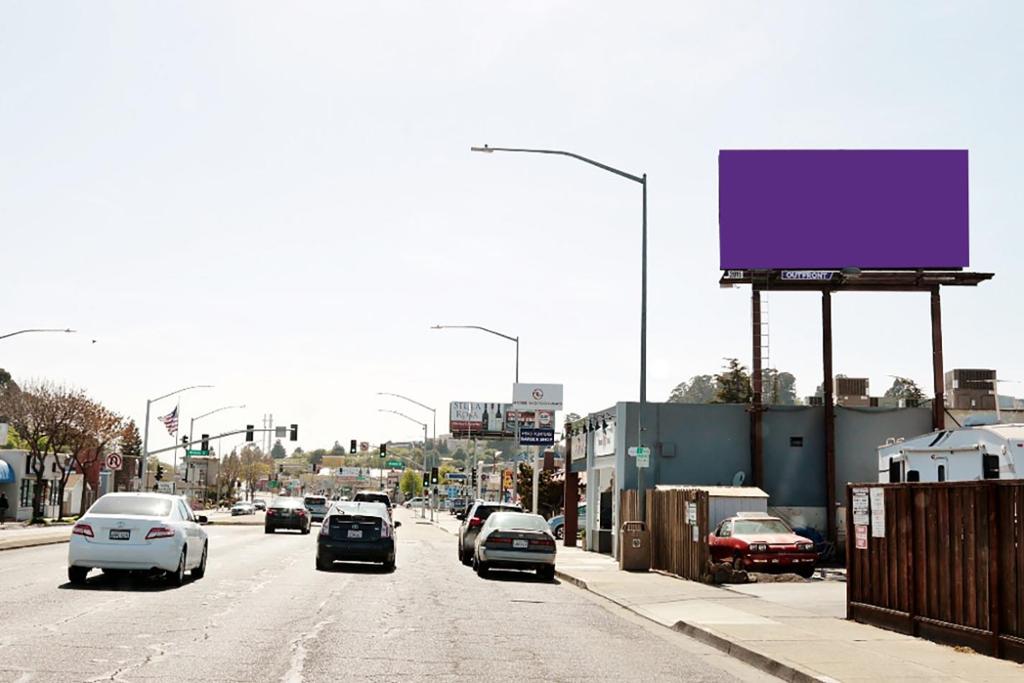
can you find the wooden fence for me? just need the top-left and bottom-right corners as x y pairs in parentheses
(846, 481), (1024, 663)
(621, 488), (710, 581)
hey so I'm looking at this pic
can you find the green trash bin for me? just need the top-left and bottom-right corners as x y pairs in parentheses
(619, 521), (651, 571)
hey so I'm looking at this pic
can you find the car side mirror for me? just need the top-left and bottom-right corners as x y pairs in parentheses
(197, 515), (209, 525)
(456, 512), (465, 520)
(394, 521), (402, 528)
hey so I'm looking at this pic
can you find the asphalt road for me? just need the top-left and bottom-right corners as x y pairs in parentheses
(0, 508), (763, 682)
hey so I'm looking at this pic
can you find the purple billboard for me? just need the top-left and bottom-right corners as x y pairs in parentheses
(719, 150), (968, 270)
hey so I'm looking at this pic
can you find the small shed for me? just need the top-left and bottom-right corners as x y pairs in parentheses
(655, 485), (769, 529)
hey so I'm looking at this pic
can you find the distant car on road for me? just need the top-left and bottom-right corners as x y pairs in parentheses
(303, 495), (329, 523)
(265, 497), (311, 534)
(252, 500), (267, 511)
(231, 502), (255, 516)
(458, 501), (522, 566)
(547, 504), (586, 539)
(317, 501), (400, 572)
(448, 498), (466, 515)
(67, 493), (208, 587)
(708, 513), (817, 578)
(473, 511), (556, 581)
(403, 497), (427, 509)
(353, 491), (393, 518)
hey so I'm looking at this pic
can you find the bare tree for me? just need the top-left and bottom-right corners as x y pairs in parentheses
(57, 398), (123, 517)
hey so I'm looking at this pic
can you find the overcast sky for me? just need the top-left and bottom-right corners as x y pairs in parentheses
(2, 1), (1021, 452)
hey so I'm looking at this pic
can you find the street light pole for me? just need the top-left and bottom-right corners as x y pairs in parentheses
(378, 408), (432, 521)
(472, 144), (648, 515)
(431, 323), (522, 505)
(140, 384), (214, 485)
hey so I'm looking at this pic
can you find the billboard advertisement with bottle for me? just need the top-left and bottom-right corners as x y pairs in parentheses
(449, 402), (554, 439)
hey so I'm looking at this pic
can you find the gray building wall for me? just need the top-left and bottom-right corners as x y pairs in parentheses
(762, 406), (826, 507)
(834, 406), (933, 486)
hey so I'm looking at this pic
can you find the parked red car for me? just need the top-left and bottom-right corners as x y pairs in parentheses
(708, 513), (817, 578)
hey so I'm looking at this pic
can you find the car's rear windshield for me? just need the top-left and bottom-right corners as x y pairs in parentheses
(476, 504), (522, 520)
(734, 519), (792, 534)
(304, 497), (327, 505)
(488, 512), (549, 531)
(90, 496), (173, 517)
(354, 493), (391, 506)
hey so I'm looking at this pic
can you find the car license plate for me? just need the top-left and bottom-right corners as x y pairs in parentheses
(513, 539), (529, 549)
(109, 529), (130, 541)
(347, 530), (363, 539)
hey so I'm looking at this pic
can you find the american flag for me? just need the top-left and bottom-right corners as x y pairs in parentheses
(158, 406), (179, 435)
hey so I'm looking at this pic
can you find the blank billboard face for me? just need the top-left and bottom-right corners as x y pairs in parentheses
(719, 150), (968, 270)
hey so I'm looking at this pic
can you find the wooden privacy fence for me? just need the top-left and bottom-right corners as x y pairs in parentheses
(621, 488), (710, 581)
(847, 481), (1024, 663)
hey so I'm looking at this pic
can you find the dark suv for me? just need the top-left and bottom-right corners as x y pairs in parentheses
(317, 501), (399, 571)
(458, 501), (523, 565)
(265, 497), (311, 534)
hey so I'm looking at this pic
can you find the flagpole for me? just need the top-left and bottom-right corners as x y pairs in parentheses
(171, 402), (180, 495)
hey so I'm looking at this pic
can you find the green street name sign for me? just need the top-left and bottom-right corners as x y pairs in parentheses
(386, 460), (403, 468)
(187, 449), (209, 456)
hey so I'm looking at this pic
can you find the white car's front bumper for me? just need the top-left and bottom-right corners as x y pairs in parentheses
(68, 535), (184, 572)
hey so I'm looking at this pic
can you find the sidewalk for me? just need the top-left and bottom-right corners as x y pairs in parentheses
(553, 545), (1023, 682)
(0, 525), (72, 551)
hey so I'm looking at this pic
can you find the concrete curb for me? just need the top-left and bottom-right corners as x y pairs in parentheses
(554, 568), (828, 683)
(0, 536), (71, 552)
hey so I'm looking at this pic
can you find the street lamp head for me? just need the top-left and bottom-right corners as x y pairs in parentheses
(470, 145), (493, 153)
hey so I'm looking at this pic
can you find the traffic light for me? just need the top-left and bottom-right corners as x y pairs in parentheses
(201, 434), (210, 452)
(379, 442), (387, 458)
(181, 435), (189, 448)
(155, 465), (165, 482)
(350, 439), (357, 454)
(290, 424), (298, 441)
(470, 467), (477, 486)
(245, 425), (255, 442)
(430, 467), (439, 485)
(422, 472), (429, 487)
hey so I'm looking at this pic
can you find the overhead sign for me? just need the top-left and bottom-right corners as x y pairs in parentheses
(513, 383), (563, 411)
(275, 426), (287, 438)
(386, 460), (404, 469)
(719, 149), (969, 270)
(105, 453), (123, 471)
(446, 472), (468, 481)
(186, 449), (209, 456)
(360, 441), (369, 452)
(518, 427), (555, 446)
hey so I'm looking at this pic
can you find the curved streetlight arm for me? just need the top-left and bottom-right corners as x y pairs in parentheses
(193, 404), (246, 422)
(0, 328), (76, 341)
(151, 384), (215, 403)
(377, 393), (435, 415)
(431, 324), (517, 344)
(471, 145), (643, 185)
(378, 408), (427, 430)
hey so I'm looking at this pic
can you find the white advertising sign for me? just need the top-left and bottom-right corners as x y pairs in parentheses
(869, 488), (886, 538)
(594, 420), (616, 456)
(512, 383), (563, 411)
(852, 487), (870, 526)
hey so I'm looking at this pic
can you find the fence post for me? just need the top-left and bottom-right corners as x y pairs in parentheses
(987, 482), (1001, 658)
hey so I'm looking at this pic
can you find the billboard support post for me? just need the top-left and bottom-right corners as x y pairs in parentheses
(751, 288), (764, 489)
(930, 288), (945, 431)
(822, 291), (837, 548)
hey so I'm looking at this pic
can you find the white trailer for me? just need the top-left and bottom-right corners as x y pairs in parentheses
(878, 421), (1024, 483)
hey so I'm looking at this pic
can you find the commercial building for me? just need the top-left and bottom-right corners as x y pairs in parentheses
(0, 450), (85, 521)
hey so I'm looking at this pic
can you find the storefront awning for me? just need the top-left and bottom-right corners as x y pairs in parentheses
(0, 460), (14, 483)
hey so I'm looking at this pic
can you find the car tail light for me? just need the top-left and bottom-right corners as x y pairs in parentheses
(72, 523), (94, 538)
(487, 535), (511, 545)
(468, 517), (483, 529)
(145, 526), (176, 540)
(267, 509), (276, 516)
(296, 509), (306, 516)
(380, 523), (392, 539)
(532, 538), (555, 547)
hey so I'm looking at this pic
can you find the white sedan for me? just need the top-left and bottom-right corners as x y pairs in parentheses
(473, 511), (557, 581)
(67, 493), (209, 586)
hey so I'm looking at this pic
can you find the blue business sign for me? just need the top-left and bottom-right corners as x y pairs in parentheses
(518, 427), (555, 446)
